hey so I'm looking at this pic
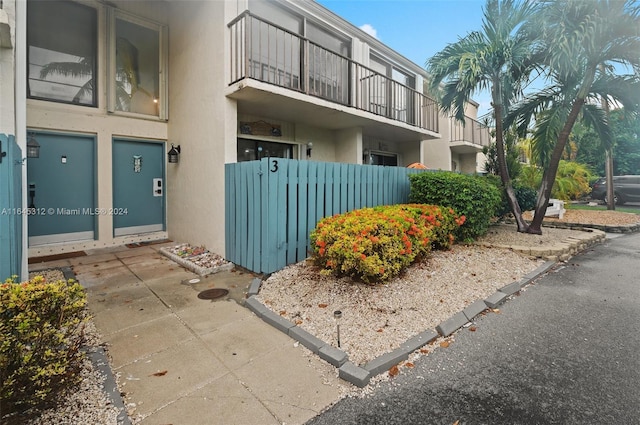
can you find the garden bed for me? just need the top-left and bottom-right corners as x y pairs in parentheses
(159, 243), (233, 276)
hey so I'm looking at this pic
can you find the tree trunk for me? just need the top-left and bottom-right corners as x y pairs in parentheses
(492, 83), (528, 232)
(528, 97), (587, 234)
(602, 90), (615, 210)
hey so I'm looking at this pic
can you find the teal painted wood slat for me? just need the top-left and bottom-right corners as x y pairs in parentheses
(306, 161), (317, 253)
(260, 158), (272, 273)
(0, 134), (23, 280)
(315, 162), (326, 228)
(346, 164), (356, 211)
(353, 165), (366, 210)
(324, 162), (333, 217)
(248, 160), (262, 271)
(297, 161), (309, 261)
(339, 164), (348, 214)
(239, 163), (249, 266)
(286, 160), (299, 265)
(224, 164), (233, 261)
(275, 159), (289, 271)
(10, 138), (22, 279)
(234, 163), (244, 265)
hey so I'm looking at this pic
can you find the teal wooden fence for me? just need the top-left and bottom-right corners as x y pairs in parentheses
(225, 158), (431, 274)
(0, 134), (23, 280)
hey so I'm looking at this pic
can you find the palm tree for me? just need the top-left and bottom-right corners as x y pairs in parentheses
(426, 0), (539, 233)
(39, 37), (142, 110)
(510, 0), (640, 233)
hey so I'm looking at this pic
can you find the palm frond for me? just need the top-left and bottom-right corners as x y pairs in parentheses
(39, 61), (93, 80)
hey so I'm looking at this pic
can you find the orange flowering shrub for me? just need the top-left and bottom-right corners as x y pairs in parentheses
(310, 204), (464, 283)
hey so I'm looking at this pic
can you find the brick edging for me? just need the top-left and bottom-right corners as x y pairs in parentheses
(478, 225), (607, 261)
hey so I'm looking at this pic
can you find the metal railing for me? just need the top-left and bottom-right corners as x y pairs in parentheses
(229, 11), (439, 133)
(450, 116), (491, 147)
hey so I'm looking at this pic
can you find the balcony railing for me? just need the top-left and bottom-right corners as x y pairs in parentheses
(451, 116), (491, 148)
(229, 11), (439, 133)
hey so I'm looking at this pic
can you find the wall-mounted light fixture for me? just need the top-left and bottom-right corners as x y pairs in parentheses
(168, 144), (181, 163)
(26, 134), (41, 158)
(306, 141), (313, 159)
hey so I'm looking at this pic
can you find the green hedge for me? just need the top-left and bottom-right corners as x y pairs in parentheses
(408, 172), (501, 241)
(485, 175), (538, 217)
(310, 204), (465, 283)
(1, 275), (88, 416)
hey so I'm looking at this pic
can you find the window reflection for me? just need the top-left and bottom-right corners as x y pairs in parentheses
(114, 18), (160, 116)
(27, 1), (97, 106)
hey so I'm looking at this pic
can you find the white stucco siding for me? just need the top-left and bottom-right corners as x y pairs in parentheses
(334, 127), (362, 164)
(167, 0), (228, 256)
(0, 1), (16, 136)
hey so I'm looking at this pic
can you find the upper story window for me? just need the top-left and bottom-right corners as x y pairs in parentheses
(108, 11), (166, 118)
(27, 1), (97, 106)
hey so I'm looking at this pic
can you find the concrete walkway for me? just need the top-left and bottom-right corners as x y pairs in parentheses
(29, 242), (344, 425)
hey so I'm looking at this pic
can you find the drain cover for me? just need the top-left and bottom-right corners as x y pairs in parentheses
(197, 288), (229, 300)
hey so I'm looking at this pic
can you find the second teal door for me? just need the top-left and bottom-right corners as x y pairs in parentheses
(112, 139), (165, 236)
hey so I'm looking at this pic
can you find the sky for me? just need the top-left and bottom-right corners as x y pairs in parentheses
(314, 0), (492, 115)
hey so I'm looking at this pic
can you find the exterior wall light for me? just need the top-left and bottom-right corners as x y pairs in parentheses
(26, 134), (41, 158)
(168, 144), (181, 163)
(306, 141), (313, 158)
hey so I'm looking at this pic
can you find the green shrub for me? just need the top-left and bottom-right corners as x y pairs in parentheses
(485, 175), (538, 217)
(310, 204), (464, 283)
(408, 172), (501, 241)
(1, 275), (88, 417)
(518, 161), (594, 201)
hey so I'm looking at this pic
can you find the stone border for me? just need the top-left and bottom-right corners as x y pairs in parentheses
(243, 254), (572, 387)
(476, 226), (607, 262)
(159, 247), (234, 276)
(540, 221), (640, 234)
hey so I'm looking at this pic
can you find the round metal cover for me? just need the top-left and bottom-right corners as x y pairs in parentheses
(197, 288), (229, 300)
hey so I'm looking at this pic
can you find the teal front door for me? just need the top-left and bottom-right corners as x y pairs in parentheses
(112, 139), (165, 236)
(27, 132), (96, 246)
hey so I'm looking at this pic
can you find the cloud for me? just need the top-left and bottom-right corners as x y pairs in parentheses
(359, 23), (379, 39)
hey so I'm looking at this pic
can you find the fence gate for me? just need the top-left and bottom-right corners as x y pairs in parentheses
(0, 134), (23, 280)
(225, 158), (428, 274)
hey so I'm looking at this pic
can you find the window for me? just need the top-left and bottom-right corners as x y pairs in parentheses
(109, 10), (166, 118)
(367, 55), (416, 123)
(27, 1), (97, 106)
(237, 139), (294, 162)
(364, 150), (398, 166)
(307, 23), (350, 103)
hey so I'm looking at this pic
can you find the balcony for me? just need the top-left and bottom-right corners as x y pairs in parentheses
(450, 116), (491, 153)
(228, 11), (439, 135)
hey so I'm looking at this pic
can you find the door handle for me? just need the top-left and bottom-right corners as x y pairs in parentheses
(29, 183), (36, 208)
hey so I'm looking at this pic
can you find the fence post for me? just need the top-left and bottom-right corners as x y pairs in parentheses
(0, 134), (23, 280)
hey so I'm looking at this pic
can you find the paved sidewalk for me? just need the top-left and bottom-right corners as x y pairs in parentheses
(30, 243), (344, 425)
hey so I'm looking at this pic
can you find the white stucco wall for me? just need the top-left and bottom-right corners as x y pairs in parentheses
(334, 127), (362, 164)
(423, 111), (453, 170)
(166, 0), (229, 256)
(0, 1), (15, 136)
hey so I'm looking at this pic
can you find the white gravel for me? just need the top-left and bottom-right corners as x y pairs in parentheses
(257, 244), (543, 367)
